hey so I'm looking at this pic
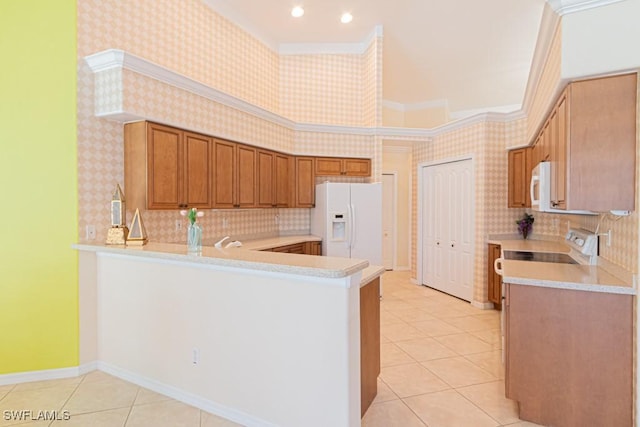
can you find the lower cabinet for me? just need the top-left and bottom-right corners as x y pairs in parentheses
(505, 283), (632, 427)
(487, 244), (502, 309)
(360, 277), (380, 417)
(263, 241), (321, 256)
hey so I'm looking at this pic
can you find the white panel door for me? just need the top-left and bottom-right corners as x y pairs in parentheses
(422, 159), (474, 302)
(382, 174), (395, 270)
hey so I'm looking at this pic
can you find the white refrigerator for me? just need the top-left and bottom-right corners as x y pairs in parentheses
(311, 182), (382, 265)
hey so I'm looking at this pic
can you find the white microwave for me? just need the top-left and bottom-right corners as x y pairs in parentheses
(530, 162), (595, 215)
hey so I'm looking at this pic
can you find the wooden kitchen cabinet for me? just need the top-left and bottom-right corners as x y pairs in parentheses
(505, 283), (632, 427)
(507, 147), (532, 208)
(257, 150), (290, 208)
(360, 277), (380, 416)
(486, 244), (502, 309)
(263, 240), (321, 255)
(305, 241), (322, 256)
(236, 144), (257, 208)
(212, 140), (256, 208)
(292, 157), (316, 207)
(533, 73), (637, 211)
(315, 157), (371, 177)
(125, 122), (212, 210)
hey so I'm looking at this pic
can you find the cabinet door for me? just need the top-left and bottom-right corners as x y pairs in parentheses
(294, 157), (315, 207)
(508, 148), (530, 208)
(487, 244), (502, 309)
(315, 157), (343, 176)
(555, 96), (567, 209)
(257, 150), (275, 208)
(212, 139), (236, 209)
(343, 158), (371, 176)
(184, 132), (212, 208)
(147, 123), (183, 209)
(236, 145), (257, 208)
(274, 154), (290, 207)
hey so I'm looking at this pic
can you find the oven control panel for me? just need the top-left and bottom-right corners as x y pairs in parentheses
(565, 228), (597, 256)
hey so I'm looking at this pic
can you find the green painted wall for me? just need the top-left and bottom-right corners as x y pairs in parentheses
(0, 0), (78, 374)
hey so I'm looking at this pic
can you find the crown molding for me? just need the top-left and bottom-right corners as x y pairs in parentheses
(449, 103), (522, 120)
(85, 49), (296, 130)
(280, 25), (383, 55)
(546, 0), (626, 15)
(520, 3), (561, 118)
(279, 43), (368, 55)
(85, 49), (524, 144)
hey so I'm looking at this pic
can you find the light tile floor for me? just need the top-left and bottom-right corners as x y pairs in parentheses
(363, 270), (543, 427)
(0, 271), (543, 427)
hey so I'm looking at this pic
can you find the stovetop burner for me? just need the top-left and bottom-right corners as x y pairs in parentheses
(503, 251), (578, 264)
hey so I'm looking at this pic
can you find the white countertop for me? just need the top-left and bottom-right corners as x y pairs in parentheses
(492, 238), (635, 295)
(74, 237), (368, 279)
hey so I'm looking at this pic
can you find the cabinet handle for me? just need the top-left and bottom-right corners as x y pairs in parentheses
(451, 243), (455, 248)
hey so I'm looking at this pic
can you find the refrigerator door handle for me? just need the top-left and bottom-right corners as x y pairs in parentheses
(347, 204), (353, 249)
(350, 203), (357, 250)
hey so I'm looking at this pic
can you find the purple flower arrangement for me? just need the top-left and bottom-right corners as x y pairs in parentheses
(516, 213), (534, 239)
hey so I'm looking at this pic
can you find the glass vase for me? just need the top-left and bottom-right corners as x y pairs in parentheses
(187, 222), (203, 253)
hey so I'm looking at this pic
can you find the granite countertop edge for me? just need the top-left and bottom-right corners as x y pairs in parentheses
(74, 235), (367, 280)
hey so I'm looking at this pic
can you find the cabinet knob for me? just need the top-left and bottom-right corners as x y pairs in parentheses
(451, 243), (455, 248)
(436, 241), (440, 246)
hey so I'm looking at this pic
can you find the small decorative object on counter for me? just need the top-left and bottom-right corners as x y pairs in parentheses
(127, 208), (148, 246)
(516, 213), (535, 239)
(106, 184), (129, 245)
(181, 208), (204, 253)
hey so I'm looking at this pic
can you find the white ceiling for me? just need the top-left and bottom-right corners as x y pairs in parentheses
(204, 0), (547, 117)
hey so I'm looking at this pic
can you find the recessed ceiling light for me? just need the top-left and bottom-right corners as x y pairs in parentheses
(340, 12), (353, 24)
(291, 6), (304, 18)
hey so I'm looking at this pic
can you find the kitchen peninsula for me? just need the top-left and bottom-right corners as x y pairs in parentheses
(74, 240), (383, 427)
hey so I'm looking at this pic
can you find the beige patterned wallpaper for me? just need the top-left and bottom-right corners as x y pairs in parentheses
(280, 54), (364, 126)
(77, 0), (384, 244)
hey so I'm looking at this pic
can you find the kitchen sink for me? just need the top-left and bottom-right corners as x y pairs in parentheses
(503, 250), (578, 264)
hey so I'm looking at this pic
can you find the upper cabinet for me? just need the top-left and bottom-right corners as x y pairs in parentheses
(508, 147), (532, 208)
(552, 73), (636, 212)
(212, 140), (257, 209)
(512, 73), (637, 212)
(292, 157), (316, 208)
(125, 122), (212, 210)
(316, 157), (371, 177)
(125, 122), (372, 210)
(257, 149), (290, 208)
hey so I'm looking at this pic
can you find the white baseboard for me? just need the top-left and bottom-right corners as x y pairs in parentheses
(471, 300), (495, 310)
(79, 361), (98, 375)
(394, 266), (410, 271)
(97, 362), (277, 427)
(0, 366), (82, 386)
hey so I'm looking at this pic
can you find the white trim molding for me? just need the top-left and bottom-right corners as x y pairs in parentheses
(546, 0), (627, 15)
(0, 366), (83, 387)
(85, 49), (524, 142)
(279, 25), (383, 55)
(98, 362), (274, 427)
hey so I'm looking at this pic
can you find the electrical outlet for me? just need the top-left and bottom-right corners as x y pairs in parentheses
(607, 229), (612, 247)
(222, 218), (228, 229)
(175, 220), (183, 231)
(86, 225), (96, 240)
(274, 214), (279, 225)
(192, 347), (200, 365)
